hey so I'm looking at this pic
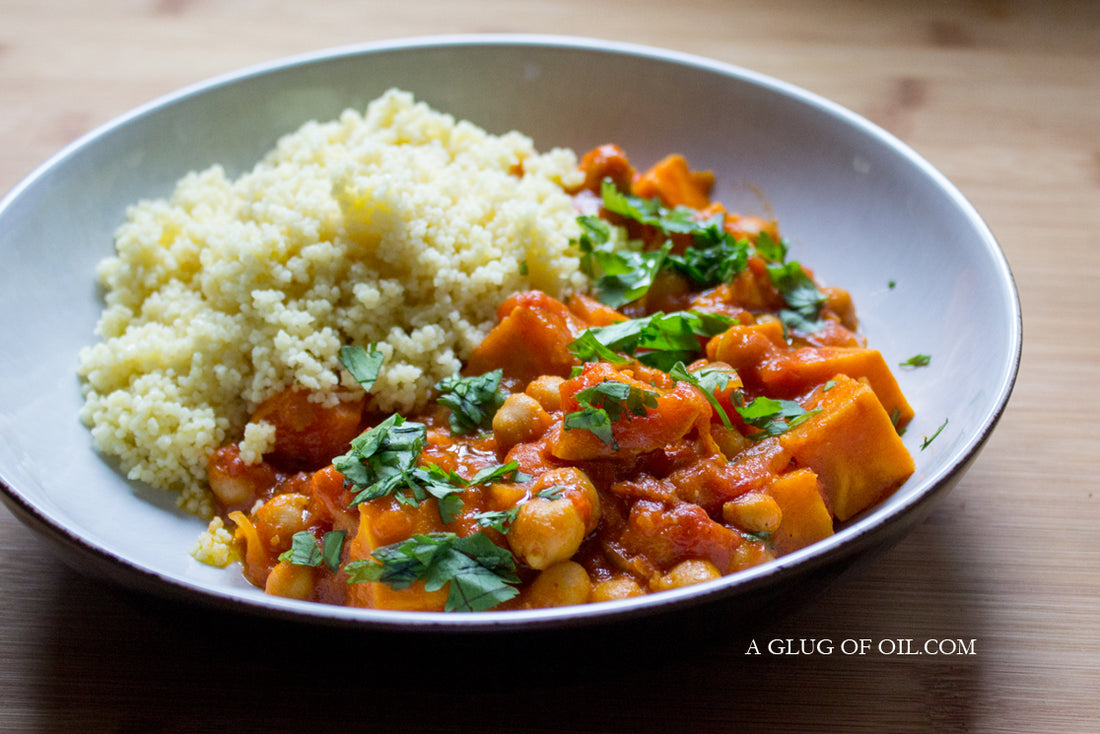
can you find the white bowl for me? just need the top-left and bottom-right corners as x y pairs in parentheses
(0, 35), (1021, 632)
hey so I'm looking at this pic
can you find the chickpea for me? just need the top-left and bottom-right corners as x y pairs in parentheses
(532, 467), (601, 532)
(651, 559), (721, 592)
(731, 541), (776, 572)
(524, 561), (591, 608)
(525, 375), (565, 412)
(206, 444), (277, 509)
(508, 497), (585, 570)
(254, 493), (312, 553)
(722, 492), (782, 534)
(492, 392), (552, 450)
(590, 575), (645, 603)
(264, 560), (314, 600)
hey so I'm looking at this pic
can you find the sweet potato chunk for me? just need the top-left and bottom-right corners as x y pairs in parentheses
(466, 290), (582, 382)
(778, 375), (915, 521)
(346, 497), (450, 611)
(756, 346), (914, 427)
(632, 154), (714, 210)
(766, 468), (834, 554)
(550, 362), (712, 461)
(250, 388), (364, 469)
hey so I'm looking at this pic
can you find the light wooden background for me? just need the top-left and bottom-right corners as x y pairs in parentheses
(2, 1), (1098, 732)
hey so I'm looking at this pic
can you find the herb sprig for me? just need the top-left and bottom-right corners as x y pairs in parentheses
(563, 380), (659, 449)
(435, 369), (506, 435)
(344, 532), (521, 612)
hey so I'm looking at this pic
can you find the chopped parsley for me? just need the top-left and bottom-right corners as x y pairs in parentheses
(921, 418), (948, 450)
(576, 215), (672, 308)
(668, 361), (734, 428)
(435, 369), (506, 435)
(334, 414), (427, 506)
(279, 529), (346, 572)
(339, 344), (385, 391)
(734, 394), (820, 438)
(334, 414), (528, 524)
(563, 380), (659, 450)
(568, 310), (734, 372)
(344, 531), (520, 612)
(900, 354), (932, 368)
(766, 260), (827, 335)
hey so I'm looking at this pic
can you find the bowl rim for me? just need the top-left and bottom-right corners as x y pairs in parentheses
(0, 33), (1023, 633)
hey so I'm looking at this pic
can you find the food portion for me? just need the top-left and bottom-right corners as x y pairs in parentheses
(79, 92), (915, 612)
(76, 90), (586, 517)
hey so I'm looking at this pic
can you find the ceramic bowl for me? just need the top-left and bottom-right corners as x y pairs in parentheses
(0, 35), (1021, 632)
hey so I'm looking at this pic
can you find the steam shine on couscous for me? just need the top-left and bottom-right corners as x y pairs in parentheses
(77, 90), (587, 516)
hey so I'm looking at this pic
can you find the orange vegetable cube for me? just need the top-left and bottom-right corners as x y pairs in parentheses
(778, 374), (915, 521)
(466, 290), (582, 382)
(632, 154), (714, 210)
(346, 497), (450, 612)
(766, 468), (834, 554)
(757, 346), (914, 427)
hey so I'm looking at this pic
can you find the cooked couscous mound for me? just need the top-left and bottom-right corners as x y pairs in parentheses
(77, 89), (586, 517)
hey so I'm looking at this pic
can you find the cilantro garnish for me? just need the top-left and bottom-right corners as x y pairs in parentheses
(900, 354), (931, 368)
(753, 230), (788, 264)
(279, 529), (346, 572)
(563, 380), (659, 450)
(664, 223), (751, 288)
(435, 369), (506, 435)
(568, 311), (734, 372)
(335, 416), (528, 525)
(576, 215), (673, 308)
(334, 414), (427, 505)
(600, 179), (703, 234)
(766, 260), (827, 335)
(339, 344), (385, 391)
(344, 531), (520, 612)
(734, 394), (820, 438)
(921, 418), (948, 450)
(668, 361), (734, 428)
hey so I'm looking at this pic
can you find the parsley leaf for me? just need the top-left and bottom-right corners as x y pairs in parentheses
(665, 217), (751, 288)
(734, 394), (820, 438)
(334, 414), (427, 505)
(278, 529), (346, 572)
(900, 354), (932, 368)
(600, 179), (703, 234)
(344, 532), (520, 612)
(339, 344), (385, 391)
(668, 361), (734, 428)
(568, 311), (734, 372)
(576, 215), (673, 308)
(766, 260), (827, 334)
(563, 379), (659, 450)
(321, 530), (346, 571)
(753, 230), (788, 264)
(435, 369), (506, 435)
(279, 531), (323, 568)
(921, 418), (948, 450)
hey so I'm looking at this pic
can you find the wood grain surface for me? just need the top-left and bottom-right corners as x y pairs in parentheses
(2, 1), (1098, 732)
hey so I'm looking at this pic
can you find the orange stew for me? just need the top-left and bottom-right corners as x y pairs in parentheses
(208, 145), (916, 612)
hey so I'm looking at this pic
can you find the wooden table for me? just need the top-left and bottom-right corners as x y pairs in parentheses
(2, 1), (1097, 731)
